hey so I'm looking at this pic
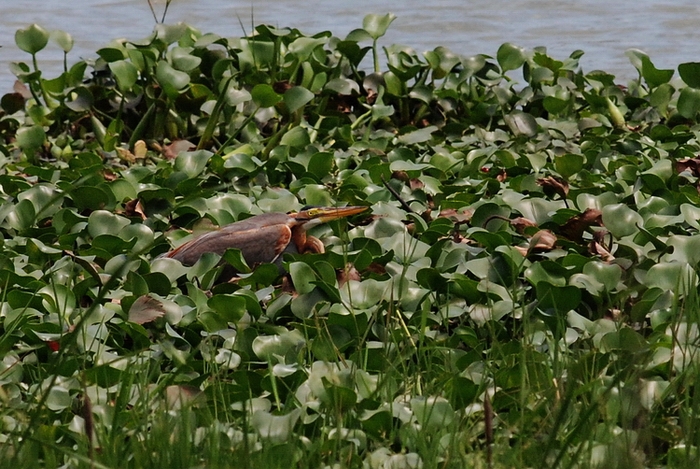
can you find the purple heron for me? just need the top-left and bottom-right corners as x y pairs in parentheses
(162, 206), (367, 275)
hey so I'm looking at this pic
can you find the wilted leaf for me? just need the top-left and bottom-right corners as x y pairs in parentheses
(128, 295), (166, 324)
(528, 230), (557, 253)
(560, 208), (603, 242)
(537, 176), (569, 201)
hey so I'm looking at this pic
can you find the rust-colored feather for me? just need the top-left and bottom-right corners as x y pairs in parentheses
(165, 218), (293, 268)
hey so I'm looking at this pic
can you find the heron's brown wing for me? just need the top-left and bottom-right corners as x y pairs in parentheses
(166, 224), (292, 267)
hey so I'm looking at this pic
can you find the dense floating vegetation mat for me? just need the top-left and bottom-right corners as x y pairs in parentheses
(3, 12), (700, 468)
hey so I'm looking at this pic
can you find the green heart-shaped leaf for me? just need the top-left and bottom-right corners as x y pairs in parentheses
(15, 24), (49, 55)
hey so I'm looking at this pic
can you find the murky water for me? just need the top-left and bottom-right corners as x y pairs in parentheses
(2, 0), (700, 92)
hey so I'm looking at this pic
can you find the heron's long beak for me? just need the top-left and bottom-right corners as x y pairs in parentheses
(296, 206), (368, 227)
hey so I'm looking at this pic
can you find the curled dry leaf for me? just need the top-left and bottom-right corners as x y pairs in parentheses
(366, 88), (378, 105)
(123, 198), (147, 220)
(128, 295), (166, 325)
(165, 385), (205, 410)
(560, 208), (603, 242)
(133, 139), (147, 159)
(103, 169), (118, 182)
(409, 178), (424, 190)
(537, 176), (569, 201)
(509, 216), (537, 234)
(589, 229), (614, 262)
(13, 80), (32, 99)
(334, 95), (355, 113)
(162, 139), (196, 160)
(63, 250), (102, 286)
(528, 229), (557, 253)
(438, 208), (473, 224)
(365, 262), (387, 276)
(391, 171), (410, 182)
(115, 146), (136, 163)
(514, 245), (529, 256)
(338, 264), (361, 288)
(272, 80), (293, 94)
(589, 241), (614, 262)
(676, 157), (700, 177)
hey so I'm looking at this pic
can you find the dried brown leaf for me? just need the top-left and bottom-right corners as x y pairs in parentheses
(133, 139), (147, 159)
(409, 178), (424, 191)
(123, 198), (147, 220)
(514, 245), (529, 256)
(391, 170), (410, 182)
(438, 208), (473, 224)
(272, 80), (293, 94)
(128, 295), (166, 325)
(103, 169), (118, 182)
(677, 158), (700, 176)
(528, 229), (557, 252)
(338, 264), (361, 288)
(510, 217), (538, 234)
(115, 146), (136, 163)
(560, 208), (603, 242)
(162, 139), (195, 160)
(366, 89), (378, 105)
(165, 385), (205, 410)
(13, 80), (32, 99)
(537, 176), (569, 200)
(365, 262), (387, 276)
(589, 240), (615, 262)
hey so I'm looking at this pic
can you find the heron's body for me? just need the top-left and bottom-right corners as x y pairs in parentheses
(163, 207), (367, 276)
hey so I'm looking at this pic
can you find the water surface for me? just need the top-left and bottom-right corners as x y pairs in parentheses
(2, 0), (699, 91)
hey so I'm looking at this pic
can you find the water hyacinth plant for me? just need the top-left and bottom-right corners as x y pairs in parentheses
(3, 10), (700, 468)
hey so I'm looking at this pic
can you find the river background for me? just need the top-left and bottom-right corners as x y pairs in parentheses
(1, 0), (699, 92)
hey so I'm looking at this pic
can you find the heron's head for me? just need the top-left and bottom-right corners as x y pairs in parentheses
(292, 206), (368, 228)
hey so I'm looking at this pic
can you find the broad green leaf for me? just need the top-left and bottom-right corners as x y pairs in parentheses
(289, 262), (316, 294)
(155, 23), (187, 45)
(15, 24), (49, 55)
(175, 150), (213, 178)
(96, 47), (126, 62)
(251, 409), (302, 444)
(677, 87), (700, 119)
(504, 111), (538, 137)
(226, 88), (252, 107)
(411, 396), (454, 429)
(108, 60), (138, 91)
(50, 30), (73, 53)
(170, 47), (202, 72)
(582, 261), (621, 291)
(325, 78), (360, 95)
(251, 84), (281, 108)
(252, 330), (305, 362)
(308, 152), (333, 179)
(362, 13), (396, 40)
(88, 210), (130, 238)
(641, 55), (674, 88)
(288, 37), (326, 60)
(156, 60), (190, 96)
(497, 43), (526, 72)
(555, 153), (584, 178)
(643, 262), (698, 294)
(16, 125), (46, 150)
(6, 199), (35, 231)
(601, 204), (643, 238)
(207, 294), (247, 323)
(679, 62), (700, 88)
(284, 86), (314, 114)
(536, 282), (581, 314)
